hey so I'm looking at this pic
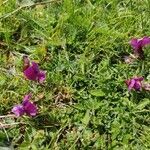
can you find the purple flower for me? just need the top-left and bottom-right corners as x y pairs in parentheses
(12, 105), (24, 117)
(130, 37), (150, 58)
(12, 94), (37, 117)
(23, 61), (46, 83)
(125, 77), (143, 91)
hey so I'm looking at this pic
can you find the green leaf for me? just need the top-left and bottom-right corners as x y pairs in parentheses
(89, 89), (105, 97)
(82, 110), (90, 126)
(136, 99), (150, 110)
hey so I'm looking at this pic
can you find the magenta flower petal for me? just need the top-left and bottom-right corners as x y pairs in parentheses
(134, 82), (141, 90)
(24, 62), (40, 81)
(31, 62), (40, 73)
(23, 94), (32, 101)
(23, 65), (38, 81)
(12, 105), (25, 117)
(23, 61), (46, 83)
(125, 77), (143, 91)
(141, 36), (150, 47)
(130, 38), (140, 50)
(38, 71), (46, 83)
(128, 79), (135, 91)
(130, 38), (143, 58)
(11, 94), (38, 117)
(22, 99), (37, 116)
(130, 37), (150, 58)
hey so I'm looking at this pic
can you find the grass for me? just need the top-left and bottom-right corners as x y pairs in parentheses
(0, 0), (150, 149)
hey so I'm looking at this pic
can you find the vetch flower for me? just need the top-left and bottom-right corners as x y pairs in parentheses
(125, 77), (143, 91)
(23, 56), (46, 83)
(130, 37), (150, 58)
(12, 94), (37, 117)
(12, 105), (24, 117)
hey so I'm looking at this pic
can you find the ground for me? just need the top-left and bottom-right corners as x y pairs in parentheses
(0, 0), (150, 149)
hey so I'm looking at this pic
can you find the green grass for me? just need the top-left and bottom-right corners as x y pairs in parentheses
(0, 0), (150, 149)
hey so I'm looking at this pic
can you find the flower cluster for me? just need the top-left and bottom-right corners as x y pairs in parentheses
(12, 94), (37, 117)
(11, 56), (46, 117)
(130, 37), (150, 58)
(125, 77), (150, 91)
(11, 36), (150, 117)
(124, 37), (150, 63)
(125, 77), (143, 91)
(23, 56), (46, 83)
(125, 36), (150, 91)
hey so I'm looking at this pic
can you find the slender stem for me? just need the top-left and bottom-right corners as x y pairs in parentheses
(0, 114), (16, 118)
(0, 122), (21, 129)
